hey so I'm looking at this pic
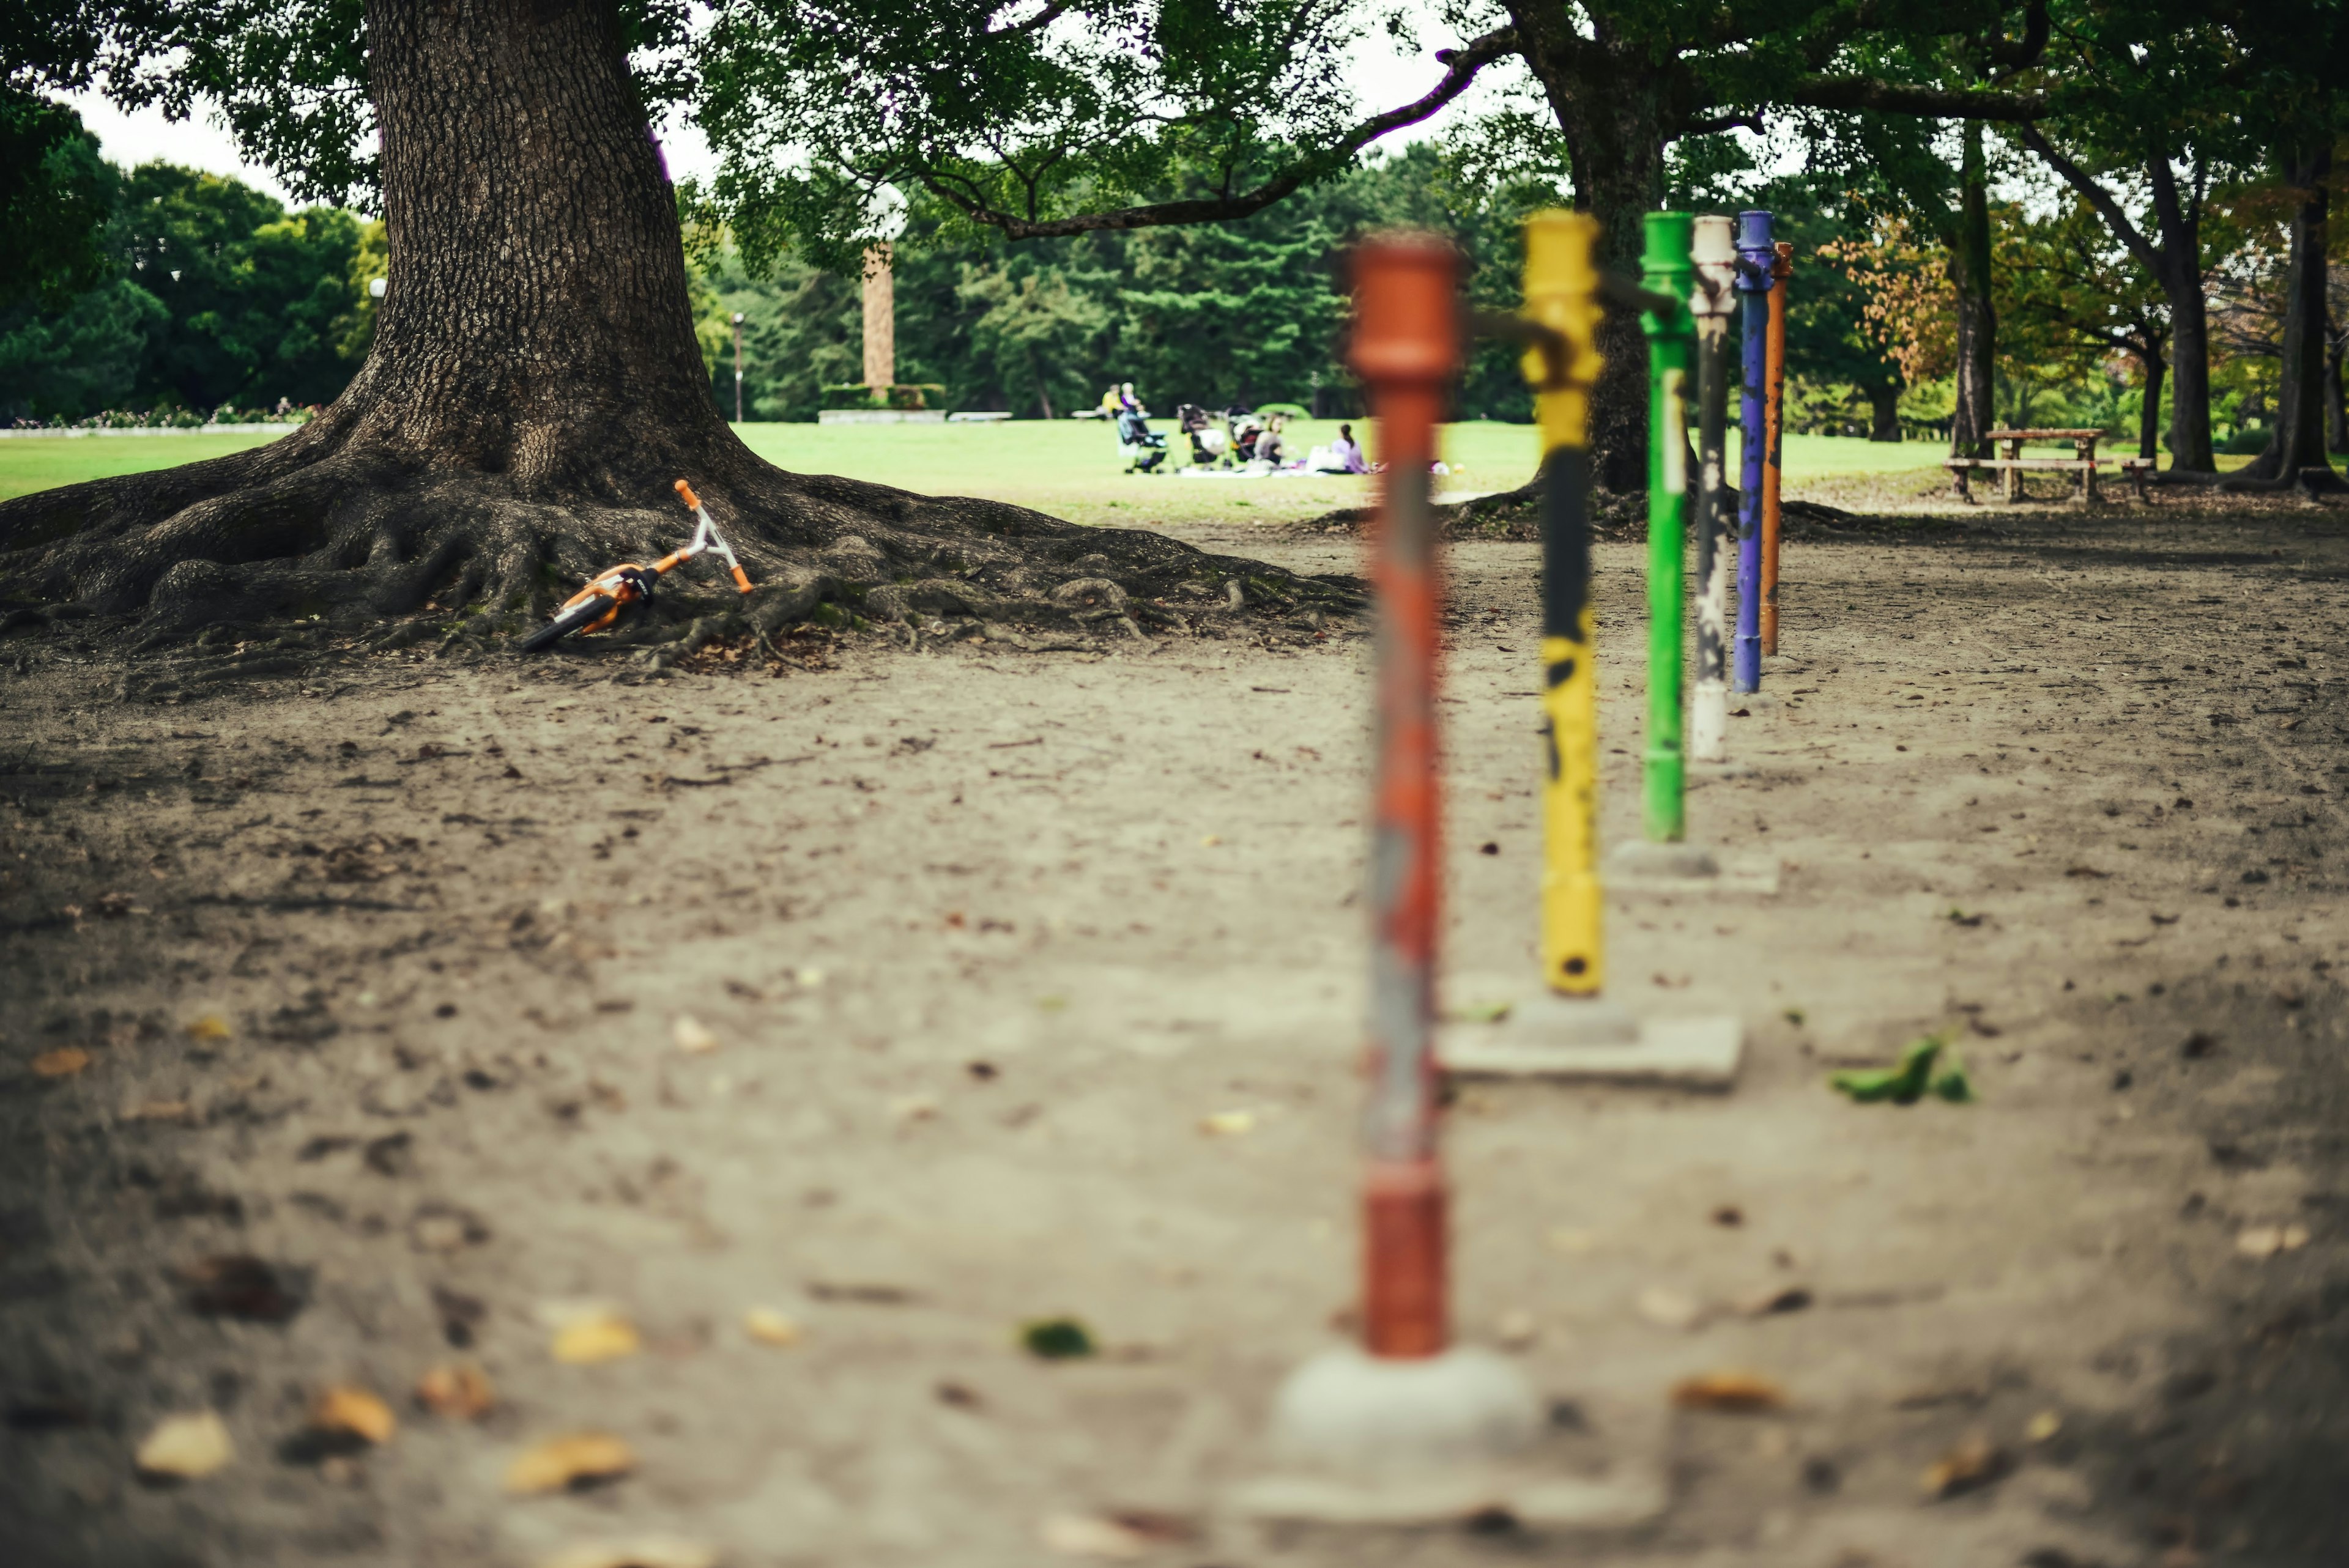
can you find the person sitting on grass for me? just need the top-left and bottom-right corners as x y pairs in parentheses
(1313, 423), (1370, 474)
(1255, 413), (1291, 467)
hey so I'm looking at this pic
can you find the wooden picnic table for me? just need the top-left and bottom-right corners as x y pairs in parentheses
(1943, 427), (2109, 503)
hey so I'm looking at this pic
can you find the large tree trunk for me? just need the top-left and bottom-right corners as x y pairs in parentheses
(1866, 382), (1902, 442)
(1508, 2), (1669, 493)
(2165, 282), (2215, 471)
(0, 0), (1332, 658)
(2139, 352), (2167, 461)
(2232, 141), (2343, 493)
(1947, 120), (1997, 459)
(2326, 316), (2347, 454)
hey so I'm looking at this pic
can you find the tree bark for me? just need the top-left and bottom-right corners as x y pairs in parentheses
(1947, 120), (1997, 459)
(2326, 316), (2347, 454)
(0, 0), (1333, 654)
(2138, 352), (2165, 460)
(2232, 141), (2342, 492)
(1866, 382), (1902, 442)
(1508, 1), (1672, 492)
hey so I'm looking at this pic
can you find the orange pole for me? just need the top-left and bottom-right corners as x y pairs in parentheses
(1760, 242), (1792, 656)
(1348, 235), (1460, 1359)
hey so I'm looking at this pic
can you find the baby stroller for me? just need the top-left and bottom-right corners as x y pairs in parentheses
(1176, 404), (1229, 468)
(1116, 407), (1167, 473)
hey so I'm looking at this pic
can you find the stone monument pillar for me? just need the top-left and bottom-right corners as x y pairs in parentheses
(862, 244), (895, 391)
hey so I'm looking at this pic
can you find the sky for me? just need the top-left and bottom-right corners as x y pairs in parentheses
(61, 7), (1516, 215)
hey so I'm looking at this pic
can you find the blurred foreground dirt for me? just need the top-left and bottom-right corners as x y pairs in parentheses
(2, 501), (2347, 1566)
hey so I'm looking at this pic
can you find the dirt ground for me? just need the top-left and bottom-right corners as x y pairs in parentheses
(3, 494), (2347, 1567)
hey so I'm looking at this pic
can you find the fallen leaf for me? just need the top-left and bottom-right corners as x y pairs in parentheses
(890, 1095), (938, 1123)
(185, 1015), (232, 1042)
(2025, 1410), (2063, 1444)
(32, 1048), (91, 1078)
(1669, 1371), (1786, 1413)
(122, 1100), (196, 1123)
(2235, 1224), (2311, 1258)
(135, 1410), (235, 1479)
(743, 1307), (801, 1347)
(1920, 1432), (2010, 1498)
(410, 1203), (490, 1254)
(415, 1363), (495, 1419)
(1021, 1318), (1097, 1359)
(1039, 1513), (1148, 1559)
(536, 1539), (718, 1568)
(1198, 834), (1222, 848)
(672, 1015), (719, 1054)
(1636, 1286), (1704, 1330)
(1449, 1000), (1513, 1024)
(176, 1255), (306, 1323)
(1828, 1034), (1973, 1106)
(505, 1432), (636, 1494)
(1892, 1381), (1989, 1411)
(1104, 1509), (1194, 1544)
(1732, 1284), (1814, 1317)
(551, 1311), (642, 1364)
(1494, 1309), (1538, 1348)
(310, 1385), (396, 1445)
(1198, 1109), (1255, 1136)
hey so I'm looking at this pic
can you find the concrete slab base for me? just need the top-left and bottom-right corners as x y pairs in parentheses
(1440, 1008), (1744, 1089)
(1227, 1345), (1669, 1528)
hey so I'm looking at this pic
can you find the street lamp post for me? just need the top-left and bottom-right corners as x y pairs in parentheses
(731, 312), (746, 424)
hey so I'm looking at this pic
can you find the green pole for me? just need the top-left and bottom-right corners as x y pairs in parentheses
(1639, 212), (1696, 843)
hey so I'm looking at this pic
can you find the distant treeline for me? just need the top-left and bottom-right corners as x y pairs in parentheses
(0, 139), (384, 423)
(9, 116), (2287, 449)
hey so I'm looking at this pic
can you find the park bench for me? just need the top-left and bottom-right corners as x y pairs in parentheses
(1943, 427), (2108, 504)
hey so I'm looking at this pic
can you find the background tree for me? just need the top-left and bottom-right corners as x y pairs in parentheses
(2010, 2), (2254, 473)
(2202, 1), (2348, 491)
(2000, 197), (2172, 457)
(0, 91), (117, 310)
(696, 0), (2058, 489)
(693, 144), (1550, 426)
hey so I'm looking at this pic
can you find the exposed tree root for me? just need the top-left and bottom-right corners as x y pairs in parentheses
(1307, 478), (1857, 543)
(0, 422), (1367, 686)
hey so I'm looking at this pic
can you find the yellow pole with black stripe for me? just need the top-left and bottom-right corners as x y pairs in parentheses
(1521, 212), (1604, 995)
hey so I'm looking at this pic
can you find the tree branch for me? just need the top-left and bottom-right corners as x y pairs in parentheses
(1682, 111), (1764, 138)
(2016, 122), (2165, 279)
(1987, 0), (2050, 70)
(920, 24), (1521, 240)
(1773, 76), (2046, 119)
(984, 0), (1078, 39)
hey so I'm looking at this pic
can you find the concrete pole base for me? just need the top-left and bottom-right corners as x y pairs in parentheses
(1228, 1345), (1668, 1528)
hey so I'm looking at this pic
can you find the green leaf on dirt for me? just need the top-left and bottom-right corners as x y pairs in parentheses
(1020, 1317), (1096, 1359)
(1828, 1034), (1974, 1106)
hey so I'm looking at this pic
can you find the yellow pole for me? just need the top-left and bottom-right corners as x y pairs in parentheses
(1521, 212), (1605, 995)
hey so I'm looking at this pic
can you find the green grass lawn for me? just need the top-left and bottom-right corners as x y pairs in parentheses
(0, 432), (286, 503)
(0, 420), (2243, 523)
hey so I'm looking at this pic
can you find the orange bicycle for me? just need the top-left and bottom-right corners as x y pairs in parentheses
(519, 480), (753, 653)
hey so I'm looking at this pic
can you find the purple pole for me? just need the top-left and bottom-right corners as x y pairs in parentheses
(1734, 210), (1774, 694)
